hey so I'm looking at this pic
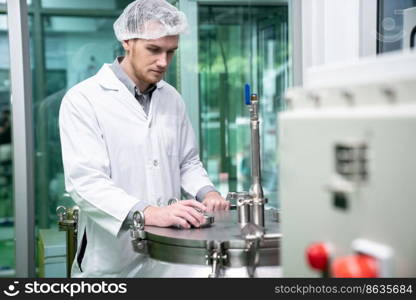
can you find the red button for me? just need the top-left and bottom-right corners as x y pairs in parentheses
(331, 254), (379, 278)
(306, 243), (331, 271)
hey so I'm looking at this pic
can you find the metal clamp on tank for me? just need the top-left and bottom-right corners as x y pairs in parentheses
(206, 240), (228, 278)
(56, 205), (79, 278)
(130, 210), (148, 253)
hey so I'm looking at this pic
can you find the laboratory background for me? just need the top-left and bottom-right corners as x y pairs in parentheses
(0, 0), (415, 278)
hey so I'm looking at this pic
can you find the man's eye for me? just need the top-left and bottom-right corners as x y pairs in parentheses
(148, 48), (159, 53)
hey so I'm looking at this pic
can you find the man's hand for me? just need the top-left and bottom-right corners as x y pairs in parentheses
(144, 200), (207, 229)
(202, 191), (229, 212)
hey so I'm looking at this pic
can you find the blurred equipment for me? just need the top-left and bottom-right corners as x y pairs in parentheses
(403, 7), (416, 49)
(37, 229), (66, 278)
(130, 89), (281, 278)
(56, 205), (79, 278)
(280, 51), (416, 277)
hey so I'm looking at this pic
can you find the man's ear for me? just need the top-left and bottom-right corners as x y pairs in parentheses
(121, 40), (130, 52)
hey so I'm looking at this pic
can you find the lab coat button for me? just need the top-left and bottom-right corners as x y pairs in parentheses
(153, 160), (159, 167)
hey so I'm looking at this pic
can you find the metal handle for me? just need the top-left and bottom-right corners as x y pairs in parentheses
(132, 210), (145, 231)
(56, 206), (67, 222)
(206, 241), (228, 278)
(130, 210), (147, 253)
(241, 223), (264, 277)
(246, 239), (261, 278)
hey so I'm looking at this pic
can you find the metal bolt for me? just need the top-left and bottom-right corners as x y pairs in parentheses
(341, 90), (354, 106)
(382, 87), (397, 104)
(308, 92), (320, 107)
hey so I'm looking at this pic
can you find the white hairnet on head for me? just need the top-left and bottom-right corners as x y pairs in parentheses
(113, 0), (188, 41)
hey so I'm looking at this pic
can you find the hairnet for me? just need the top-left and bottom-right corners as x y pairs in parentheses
(113, 0), (188, 41)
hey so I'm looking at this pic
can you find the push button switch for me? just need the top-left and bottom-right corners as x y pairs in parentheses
(306, 242), (331, 271)
(331, 254), (379, 278)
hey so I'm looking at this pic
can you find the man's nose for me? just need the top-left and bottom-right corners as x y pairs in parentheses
(156, 53), (168, 69)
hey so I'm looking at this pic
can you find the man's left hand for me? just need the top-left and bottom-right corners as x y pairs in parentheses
(202, 191), (229, 212)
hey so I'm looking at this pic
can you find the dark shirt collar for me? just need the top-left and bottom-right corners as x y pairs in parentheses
(109, 56), (156, 97)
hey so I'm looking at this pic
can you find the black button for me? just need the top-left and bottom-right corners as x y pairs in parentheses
(333, 192), (349, 211)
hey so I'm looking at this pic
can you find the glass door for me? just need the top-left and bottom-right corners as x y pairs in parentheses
(32, 6), (127, 277)
(35, 15), (122, 229)
(198, 3), (290, 207)
(0, 2), (14, 277)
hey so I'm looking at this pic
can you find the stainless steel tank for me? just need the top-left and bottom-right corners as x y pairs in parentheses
(129, 90), (280, 278)
(131, 209), (281, 278)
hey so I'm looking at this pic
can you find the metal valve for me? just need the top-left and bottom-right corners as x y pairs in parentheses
(56, 205), (79, 230)
(56, 205), (79, 278)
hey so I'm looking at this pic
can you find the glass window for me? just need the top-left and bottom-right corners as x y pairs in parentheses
(377, 0), (416, 53)
(198, 4), (290, 208)
(30, 4), (179, 276)
(28, 1), (289, 277)
(41, 0), (132, 10)
(0, 13), (14, 277)
(34, 16), (120, 230)
(0, 0), (32, 5)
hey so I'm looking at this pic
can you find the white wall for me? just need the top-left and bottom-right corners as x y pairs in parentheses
(301, 0), (377, 82)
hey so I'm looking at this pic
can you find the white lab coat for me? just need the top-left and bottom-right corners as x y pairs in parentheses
(59, 64), (213, 277)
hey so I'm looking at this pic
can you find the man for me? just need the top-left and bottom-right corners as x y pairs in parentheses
(59, 0), (229, 278)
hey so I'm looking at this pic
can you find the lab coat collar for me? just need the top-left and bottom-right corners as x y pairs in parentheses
(96, 64), (166, 91)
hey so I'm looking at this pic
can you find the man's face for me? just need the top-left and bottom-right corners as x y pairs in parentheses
(122, 35), (179, 86)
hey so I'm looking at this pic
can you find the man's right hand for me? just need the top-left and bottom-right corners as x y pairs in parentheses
(143, 200), (207, 229)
